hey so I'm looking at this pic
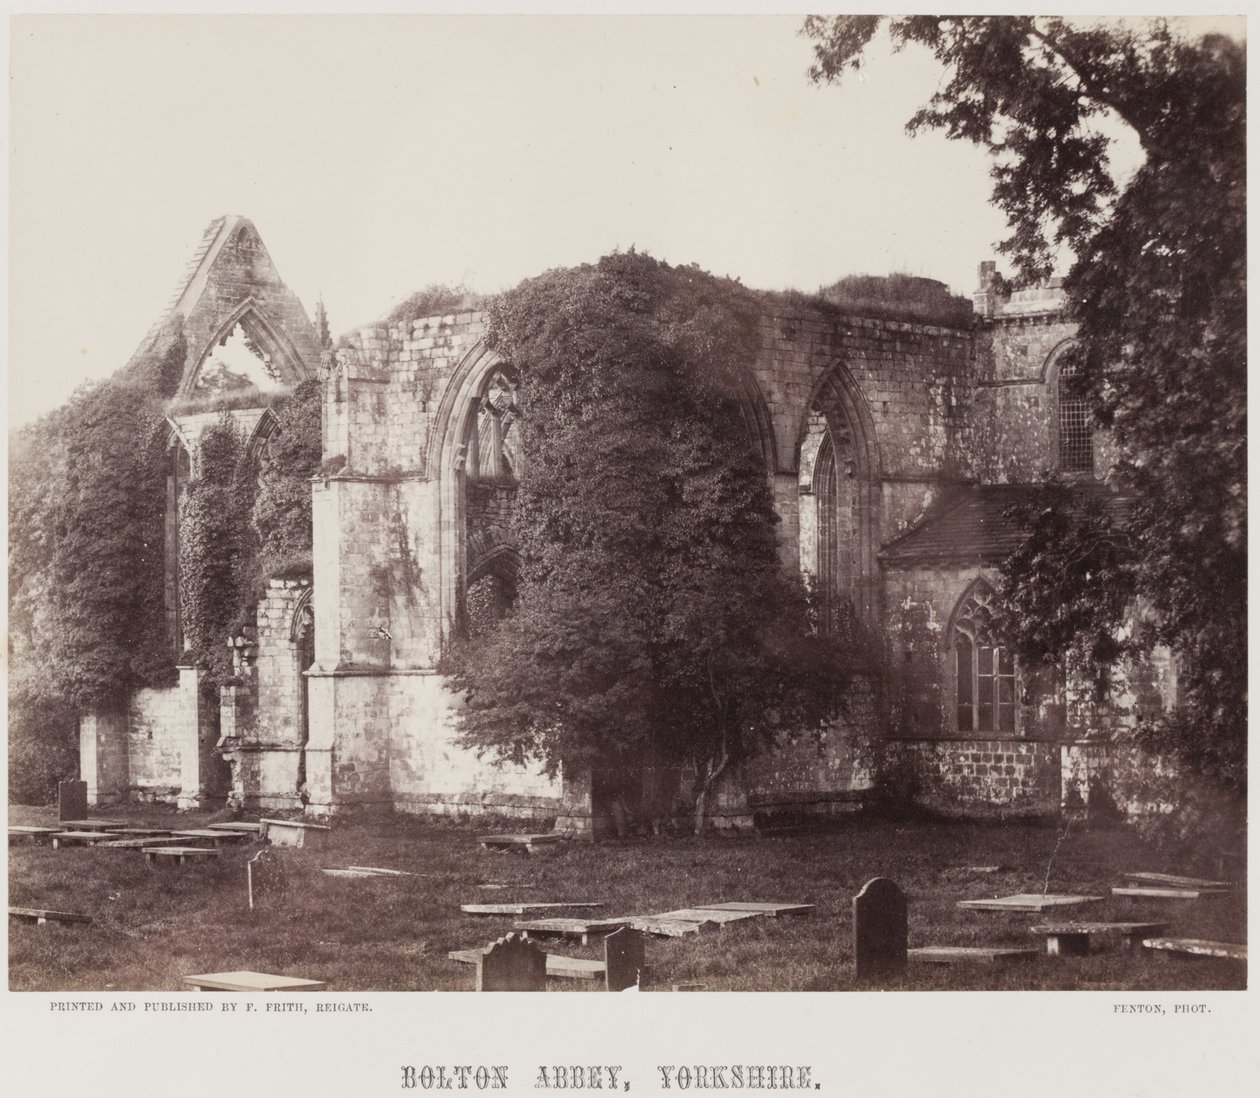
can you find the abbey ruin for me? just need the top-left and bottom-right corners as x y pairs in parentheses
(76, 216), (1174, 833)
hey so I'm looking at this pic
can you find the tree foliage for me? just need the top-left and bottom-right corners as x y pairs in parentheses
(804, 16), (1246, 800)
(445, 253), (856, 830)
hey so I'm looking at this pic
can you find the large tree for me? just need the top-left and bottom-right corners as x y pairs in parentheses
(803, 17), (1245, 809)
(445, 253), (855, 832)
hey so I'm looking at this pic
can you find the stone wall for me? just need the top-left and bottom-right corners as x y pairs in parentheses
(303, 668), (558, 819)
(887, 738), (1061, 819)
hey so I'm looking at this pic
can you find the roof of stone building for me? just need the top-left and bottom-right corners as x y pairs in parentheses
(880, 482), (1123, 567)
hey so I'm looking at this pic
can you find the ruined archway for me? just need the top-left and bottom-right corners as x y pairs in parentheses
(796, 361), (882, 627)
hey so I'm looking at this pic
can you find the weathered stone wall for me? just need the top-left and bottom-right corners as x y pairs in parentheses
(752, 307), (977, 556)
(80, 711), (129, 808)
(303, 669), (558, 819)
(742, 680), (879, 818)
(887, 738), (1061, 818)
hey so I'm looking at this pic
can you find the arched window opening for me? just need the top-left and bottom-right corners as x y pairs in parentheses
(465, 368), (520, 481)
(193, 322), (284, 397)
(1058, 355), (1093, 474)
(813, 429), (860, 634)
(952, 580), (1017, 734)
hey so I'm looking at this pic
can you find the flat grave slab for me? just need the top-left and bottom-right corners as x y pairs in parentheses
(59, 820), (132, 831)
(52, 831), (120, 849)
(479, 833), (563, 855)
(1030, 921), (1170, 955)
(958, 893), (1103, 913)
(1111, 886), (1224, 900)
(9, 826), (60, 844)
(514, 916), (633, 944)
(1123, 871), (1232, 891)
(183, 970), (327, 991)
(173, 829), (250, 845)
(345, 865), (422, 876)
(106, 828), (174, 837)
(144, 846), (222, 865)
(10, 907), (93, 926)
(909, 946), (1038, 965)
(630, 915), (720, 938)
(697, 901), (814, 917)
(655, 907), (764, 928)
(206, 822), (263, 834)
(260, 819), (332, 849)
(97, 835), (192, 850)
(462, 902), (605, 916)
(450, 948), (607, 982)
(1143, 938), (1246, 962)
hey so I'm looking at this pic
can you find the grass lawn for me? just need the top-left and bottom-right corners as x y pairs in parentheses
(7, 804), (1246, 993)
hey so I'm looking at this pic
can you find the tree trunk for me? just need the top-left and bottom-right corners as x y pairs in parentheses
(692, 744), (730, 837)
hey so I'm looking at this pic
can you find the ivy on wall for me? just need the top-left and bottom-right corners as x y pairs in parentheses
(253, 379), (322, 577)
(8, 322), (186, 801)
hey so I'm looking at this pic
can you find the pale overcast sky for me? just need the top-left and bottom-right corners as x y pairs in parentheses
(6, 12), (1233, 427)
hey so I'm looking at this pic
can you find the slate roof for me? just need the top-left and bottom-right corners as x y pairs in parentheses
(880, 482), (1123, 568)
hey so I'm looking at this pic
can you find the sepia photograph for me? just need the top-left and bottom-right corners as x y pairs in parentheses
(5, 6), (1251, 1093)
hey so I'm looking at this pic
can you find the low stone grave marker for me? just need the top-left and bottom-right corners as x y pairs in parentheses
(1123, 871), (1232, 891)
(908, 945), (1036, 966)
(656, 907), (764, 928)
(247, 848), (289, 909)
(173, 829), (249, 847)
(514, 916), (633, 945)
(476, 932), (547, 991)
(1030, 921), (1170, 955)
(59, 820), (131, 832)
(10, 906), (93, 927)
(9, 826), (60, 845)
(144, 846), (222, 866)
(853, 877), (907, 982)
(698, 901), (814, 917)
(58, 780), (88, 823)
(260, 819), (332, 849)
(958, 893), (1103, 913)
(51, 831), (119, 849)
(463, 902), (605, 917)
(183, 970), (326, 991)
(1142, 938), (1247, 963)
(630, 915), (720, 939)
(479, 833), (563, 855)
(97, 835), (191, 850)
(206, 822), (263, 835)
(1112, 886), (1226, 900)
(604, 927), (645, 991)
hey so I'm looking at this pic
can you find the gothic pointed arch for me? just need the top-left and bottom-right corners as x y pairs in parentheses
(180, 297), (313, 398)
(796, 360), (882, 627)
(948, 577), (1018, 735)
(429, 339), (521, 644)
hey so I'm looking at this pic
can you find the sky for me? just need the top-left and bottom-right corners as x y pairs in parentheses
(5, 11), (1233, 427)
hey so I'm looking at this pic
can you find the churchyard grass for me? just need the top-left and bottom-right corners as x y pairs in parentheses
(8, 805), (1245, 992)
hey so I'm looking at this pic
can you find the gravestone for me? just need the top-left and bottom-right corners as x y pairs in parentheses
(58, 781), (88, 823)
(604, 927), (645, 991)
(853, 877), (907, 982)
(476, 932), (546, 991)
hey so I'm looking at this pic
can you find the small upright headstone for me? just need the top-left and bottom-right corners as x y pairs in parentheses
(853, 877), (907, 982)
(604, 926), (645, 991)
(58, 781), (88, 823)
(476, 932), (546, 991)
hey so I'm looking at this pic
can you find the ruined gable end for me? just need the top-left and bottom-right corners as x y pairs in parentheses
(153, 215), (322, 398)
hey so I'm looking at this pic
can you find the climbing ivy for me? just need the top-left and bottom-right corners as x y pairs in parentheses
(253, 379), (322, 577)
(178, 418), (258, 690)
